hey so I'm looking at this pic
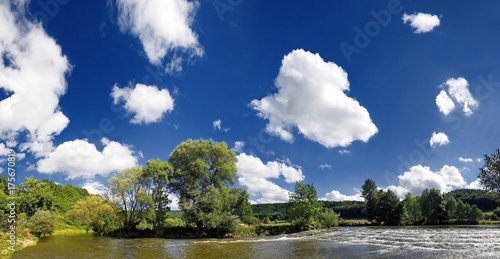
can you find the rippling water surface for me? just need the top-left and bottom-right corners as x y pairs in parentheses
(14, 226), (500, 258)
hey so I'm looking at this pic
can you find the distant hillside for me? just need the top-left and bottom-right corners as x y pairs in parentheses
(251, 200), (365, 220)
(448, 189), (500, 212)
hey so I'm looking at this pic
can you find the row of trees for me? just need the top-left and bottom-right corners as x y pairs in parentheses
(67, 139), (254, 237)
(361, 179), (484, 225)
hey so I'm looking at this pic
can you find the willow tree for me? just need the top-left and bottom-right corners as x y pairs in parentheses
(168, 139), (239, 231)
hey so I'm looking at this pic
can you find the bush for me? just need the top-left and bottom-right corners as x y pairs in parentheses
(318, 209), (340, 228)
(28, 210), (58, 237)
(164, 218), (185, 228)
(491, 213), (499, 220)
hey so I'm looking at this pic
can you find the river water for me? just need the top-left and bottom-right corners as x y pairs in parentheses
(13, 226), (500, 258)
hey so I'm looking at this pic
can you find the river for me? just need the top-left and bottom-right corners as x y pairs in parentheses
(13, 226), (500, 258)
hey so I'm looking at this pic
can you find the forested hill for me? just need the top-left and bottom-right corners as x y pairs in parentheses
(448, 189), (500, 212)
(0, 176), (90, 216)
(251, 201), (365, 220)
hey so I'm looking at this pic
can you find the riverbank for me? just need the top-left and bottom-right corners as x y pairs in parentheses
(0, 232), (37, 259)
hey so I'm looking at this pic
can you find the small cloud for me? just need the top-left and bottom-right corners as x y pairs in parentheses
(111, 83), (175, 124)
(319, 164), (332, 170)
(436, 78), (479, 117)
(458, 157), (473, 163)
(233, 141), (245, 153)
(477, 158), (482, 163)
(430, 132), (450, 148)
(212, 119), (230, 132)
(402, 12), (441, 33)
(323, 189), (363, 202)
(338, 149), (351, 155)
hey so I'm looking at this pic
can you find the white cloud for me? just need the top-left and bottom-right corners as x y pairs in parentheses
(464, 179), (484, 190)
(236, 153), (304, 203)
(323, 189), (363, 202)
(111, 83), (174, 124)
(233, 141), (245, 153)
(0, 1), (71, 157)
(37, 138), (138, 179)
(82, 181), (108, 195)
(250, 49), (378, 148)
(402, 12), (441, 33)
(436, 77), (479, 116)
(338, 149), (351, 155)
(212, 119), (229, 132)
(116, 0), (204, 73)
(458, 157), (474, 163)
(430, 132), (450, 148)
(388, 165), (466, 198)
(436, 90), (456, 116)
(319, 164), (332, 169)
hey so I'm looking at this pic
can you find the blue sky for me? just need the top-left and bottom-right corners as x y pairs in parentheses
(1, 0), (500, 204)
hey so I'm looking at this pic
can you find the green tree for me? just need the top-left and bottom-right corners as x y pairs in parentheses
(361, 179), (378, 224)
(318, 208), (340, 228)
(143, 159), (173, 231)
(28, 210), (57, 237)
(108, 167), (155, 232)
(196, 185), (240, 237)
(229, 188), (254, 224)
(168, 139), (237, 229)
(444, 195), (457, 220)
(378, 190), (403, 226)
(402, 193), (421, 225)
(66, 195), (118, 234)
(18, 177), (56, 217)
(468, 205), (483, 224)
(478, 149), (500, 192)
(289, 181), (321, 230)
(456, 199), (469, 223)
(419, 189), (447, 224)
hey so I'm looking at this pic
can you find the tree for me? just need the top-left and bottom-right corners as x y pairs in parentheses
(456, 199), (469, 223)
(108, 167), (155, 232)
(378, 190), (403, 226)
(66, 195), (118, 234)
(28, 210), (57, 237)
(168, 139), (237, 229)
(444, 195), (457, 220)
(478, 149), (500, 192)
(402, 193), (421, 225)
(289, 181), (321, 230)
(419, 189), (447, 224)
(229, 188), (254, 224)
(361, 179), (378, 224)
(143, 159), (172, 231)
(196, 186), (240, 237)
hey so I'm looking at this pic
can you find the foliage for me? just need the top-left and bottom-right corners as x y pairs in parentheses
(322, 201), (365, 219)
(419, 188), (447, 224)
(402, 193), (421, 225)
(447, 188), (500, 211)
(361, 179), (378, 223)
(168, 139), (237, 229)
(164, 218), (185, 228)
(66, 195), (118, 235)
(478, 149), (500, 192)
(108, 167), (155, 232)
(317, 208), (340, 228)
(289, 181), (322, 230)
(17, 177), (89, 217)
(196, 186), (240, 237)
(143, 159), (173, 230)
(28, 210), (58, 237)
(377, 189), (403, 226)
(229, 188), (254, 224)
